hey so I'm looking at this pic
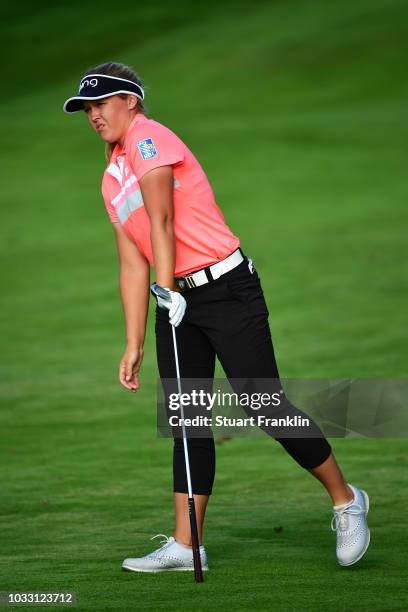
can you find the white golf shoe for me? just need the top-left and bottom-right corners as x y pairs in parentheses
(122, 534), (209, 573)
(331, 483), (370, 566)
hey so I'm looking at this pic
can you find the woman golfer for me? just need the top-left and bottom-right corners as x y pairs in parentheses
(64, 62), (370, 572)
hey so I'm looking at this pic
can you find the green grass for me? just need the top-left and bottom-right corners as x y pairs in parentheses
(1, 0), (408, 610)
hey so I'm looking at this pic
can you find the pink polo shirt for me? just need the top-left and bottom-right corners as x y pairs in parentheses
(101, 113), (240, 276)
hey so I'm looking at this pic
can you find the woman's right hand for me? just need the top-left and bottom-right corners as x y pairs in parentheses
(119, 344), (144, 392)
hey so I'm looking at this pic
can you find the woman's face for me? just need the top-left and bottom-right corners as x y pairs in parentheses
(84, 94), (137, 145)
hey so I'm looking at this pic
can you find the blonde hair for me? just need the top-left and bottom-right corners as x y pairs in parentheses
(84, 62), (147, 162)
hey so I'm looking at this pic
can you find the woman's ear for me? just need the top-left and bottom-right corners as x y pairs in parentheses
(127, 95), (138, 111)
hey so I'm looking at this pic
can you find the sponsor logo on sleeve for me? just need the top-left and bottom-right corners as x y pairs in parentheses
(137, 138), (158, 160)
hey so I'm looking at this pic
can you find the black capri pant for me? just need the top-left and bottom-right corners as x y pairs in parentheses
(155, 251), (332, 495)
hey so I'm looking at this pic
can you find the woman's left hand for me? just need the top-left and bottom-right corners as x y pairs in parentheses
(157, 288), (187, 327)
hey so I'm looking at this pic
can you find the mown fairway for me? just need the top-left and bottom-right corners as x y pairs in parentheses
(1, 0), (407, 610)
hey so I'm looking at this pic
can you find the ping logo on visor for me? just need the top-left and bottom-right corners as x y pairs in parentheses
(137, 138), (158, 160)
(79, 77), (98, 91)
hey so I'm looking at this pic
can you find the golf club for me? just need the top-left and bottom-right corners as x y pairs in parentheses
(150, 283), (204, 583)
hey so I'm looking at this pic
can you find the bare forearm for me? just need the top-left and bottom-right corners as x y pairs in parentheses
(119, 269), (150, 347)
(150, 219), (178, 290)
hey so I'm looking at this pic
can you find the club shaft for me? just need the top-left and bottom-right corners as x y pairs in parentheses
(171, 325), (204, 583)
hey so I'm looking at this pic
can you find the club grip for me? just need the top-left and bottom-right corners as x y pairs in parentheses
(188, 497), (204, 583)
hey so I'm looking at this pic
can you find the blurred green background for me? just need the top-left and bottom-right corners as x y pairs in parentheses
(1, 0), (407, 610)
